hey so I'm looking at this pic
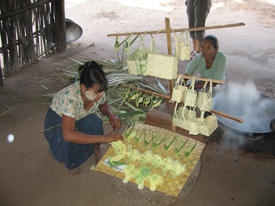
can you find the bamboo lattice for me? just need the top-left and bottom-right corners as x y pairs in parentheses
(0, 0), (57, 78)
(95, 123), (205, 197)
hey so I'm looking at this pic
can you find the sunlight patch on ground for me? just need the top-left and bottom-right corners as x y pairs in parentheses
(65, 0), (87, 9)
(234, 0), (275, 5)
(266, 0), (275, 5)
(211, 2), (224, 11)
(113, 0), (175, 11)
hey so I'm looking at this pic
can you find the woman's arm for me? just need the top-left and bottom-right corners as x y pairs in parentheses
(62, 114), (123, 144)
(183, 73), (205, 89)
(184, 73), (218, 89)
(98, 101), (121, 133)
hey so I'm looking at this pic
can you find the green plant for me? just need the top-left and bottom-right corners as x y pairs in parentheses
(152, 134), (167, 152)
(127, 149), (141, 162)
(124, 122), (136, 143)
(143, 92), (151, 107)
(133, 165), (151, 190)
(151, 154), (163, 169)
(161, 156), (175, 174)
(144, 131), (159, 149)
(164, 136), (177, 155)
(169, 160), (186, 178)
(107, 156), (127, 168)
(174, 139), (188, 159)
(135, 129), (145, 147)
(148, 173), (164, 191)
(183, 142), (197, 160)
(110, 140), (127, 155)
(151, 96), (163, 109)
(135, 92), (143, 107)
(122, 86), (131, 102)
(141, 150), (155, 164)
(128, 90), (140, 102)
(122, 164), (136, 183)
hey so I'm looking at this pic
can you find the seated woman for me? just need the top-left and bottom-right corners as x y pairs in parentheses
(44, 61), (123, 175)
(184, 35), (227, 96)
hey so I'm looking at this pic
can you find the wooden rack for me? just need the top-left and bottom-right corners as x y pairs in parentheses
(113, 18), (245, 128)
(121, 83), (244, 123)
(108, 18), (244, 95)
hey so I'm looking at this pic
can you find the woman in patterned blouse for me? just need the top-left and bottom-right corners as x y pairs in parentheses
(44, 61), (123, 175)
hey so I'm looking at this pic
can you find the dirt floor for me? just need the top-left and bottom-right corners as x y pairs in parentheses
(1, 0), (275, 205)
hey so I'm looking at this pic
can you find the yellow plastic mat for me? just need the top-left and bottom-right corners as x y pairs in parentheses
(94, 123), (205, 197)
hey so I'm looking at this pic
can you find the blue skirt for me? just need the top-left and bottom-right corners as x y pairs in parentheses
(44, 107), (103, 169)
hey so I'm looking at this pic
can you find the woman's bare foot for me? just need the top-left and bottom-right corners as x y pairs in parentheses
(66, 167), (84, 175)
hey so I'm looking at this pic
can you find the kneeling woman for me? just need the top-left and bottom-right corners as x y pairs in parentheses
(184, 35), (227, 96)
(44, 61), (123, 175)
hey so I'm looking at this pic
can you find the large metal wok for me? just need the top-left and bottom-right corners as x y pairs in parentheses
(212, 92), (275, 134)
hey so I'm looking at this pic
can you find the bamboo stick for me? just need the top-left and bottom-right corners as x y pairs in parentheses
(34, 5), (39, 63)
(209, 109), (244, 123)
(8, 1), (15, 73)
(120, 83), (244, 123)
(121, 83), (170, 100)
(107, 22), (245, 37)
(165, 18), (174, 97)
(178, 75), (225, 84)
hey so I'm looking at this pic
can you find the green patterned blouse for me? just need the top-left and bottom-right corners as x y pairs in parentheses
(50, 81), (106, 121)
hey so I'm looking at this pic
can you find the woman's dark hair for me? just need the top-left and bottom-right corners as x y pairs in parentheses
(203, 35), (219, 49)
(79, 61), (108, 93)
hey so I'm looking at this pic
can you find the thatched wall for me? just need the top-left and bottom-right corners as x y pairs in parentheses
(0, 0), (66, 85)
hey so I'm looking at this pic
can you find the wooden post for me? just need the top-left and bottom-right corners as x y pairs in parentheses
(165, 18), (176, 131)
(0, 60), (3, 86)
(165, 18), (174, 96)
(54, 0), (66, 52)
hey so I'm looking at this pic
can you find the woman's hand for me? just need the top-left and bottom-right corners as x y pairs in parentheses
(108, 113), (121, 133)
(99, 102), (121, 133)
(104, 131), (124, 143)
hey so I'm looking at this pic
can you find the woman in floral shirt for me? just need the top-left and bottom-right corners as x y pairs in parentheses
(44, 61), (123, 175)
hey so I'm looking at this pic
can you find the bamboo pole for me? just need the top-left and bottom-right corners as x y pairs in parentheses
(165, 18), (174, 97)
(165, 18), (176, 131)
(34, 4), (39, 63)
(120, 83), (244, 123)
(107, 22), (245, 37)
(54, 0), (66, 52)
(178, 75), (225, 84)
(121, 83), (170, 100)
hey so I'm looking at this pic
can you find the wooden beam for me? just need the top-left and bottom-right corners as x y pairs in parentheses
(179, 75), (225, 84)
(54, 0), (66, 52)
(107, 22), (245, 37)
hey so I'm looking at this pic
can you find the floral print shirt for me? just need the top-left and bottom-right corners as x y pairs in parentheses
(50, 81), (106, 121)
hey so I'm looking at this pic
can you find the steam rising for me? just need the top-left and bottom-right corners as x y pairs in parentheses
(212, 81), (275, 133)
